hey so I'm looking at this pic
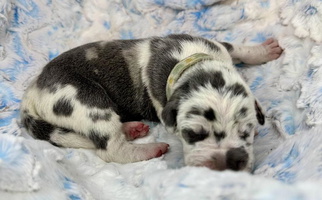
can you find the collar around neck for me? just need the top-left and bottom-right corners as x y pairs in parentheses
(166, 53), (214, 100)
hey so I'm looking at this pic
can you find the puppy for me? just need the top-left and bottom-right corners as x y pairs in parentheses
(20, 34), (282, 171)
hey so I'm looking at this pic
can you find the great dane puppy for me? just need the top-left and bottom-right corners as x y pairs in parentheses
(21, 34), (282, 171)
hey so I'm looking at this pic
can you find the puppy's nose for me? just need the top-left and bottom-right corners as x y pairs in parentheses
(226, 147), (248, 171)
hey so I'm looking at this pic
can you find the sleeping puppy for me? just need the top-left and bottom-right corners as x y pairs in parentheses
(20, 34), (282, 171)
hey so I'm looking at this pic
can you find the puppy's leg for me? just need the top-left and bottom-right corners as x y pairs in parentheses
(23, 77), (168, 163)
(221, 38), (283, 65)
(49, 121), (168, 164)
(50, 129), (96, 149)
(122, 122), (150, 141)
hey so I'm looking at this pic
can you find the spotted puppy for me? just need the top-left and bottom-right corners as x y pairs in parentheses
(21, 34), (282, 171)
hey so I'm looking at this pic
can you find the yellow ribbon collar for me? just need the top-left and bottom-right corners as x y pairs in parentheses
(166, 53), (214, 100)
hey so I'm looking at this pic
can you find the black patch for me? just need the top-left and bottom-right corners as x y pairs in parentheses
(89, 112), (112, 122)
(183, 71), (226, 92)
(220, 42), (234, 52)
(53, 97), (73, 116)
(204, 108), (216, 121)
(247, 123), (254, 129)
(186, 107), (202, 118)
(240, 131), (250, 140)
(182, 128), (209, 144)
(22, 114), (54, 141)
(239, 107), (248, 117)
(214, 131), (226, 141)
(227, 83), (248, 97)
(239, 123), (253, 140)
(226, 147), (248, 171)
(246, 142), (252, 147)
(255, 101), (265, 125)
(88, 130), (109, 149)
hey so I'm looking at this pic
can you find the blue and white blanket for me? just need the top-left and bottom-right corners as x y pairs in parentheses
(1, 0), (322, 199)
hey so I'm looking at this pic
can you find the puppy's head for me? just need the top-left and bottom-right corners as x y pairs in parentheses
(162, 76), (264, 172)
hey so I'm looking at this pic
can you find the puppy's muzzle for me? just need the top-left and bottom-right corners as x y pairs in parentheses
(201, 147), (249, 171)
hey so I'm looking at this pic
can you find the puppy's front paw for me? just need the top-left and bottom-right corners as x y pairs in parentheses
(122, 121), (150, 140)
(261, 38), (283, 61)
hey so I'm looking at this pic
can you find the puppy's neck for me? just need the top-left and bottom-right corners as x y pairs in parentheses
(166, 53), (213, 100)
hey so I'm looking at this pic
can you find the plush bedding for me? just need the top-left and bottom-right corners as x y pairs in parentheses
(1, 0), (322, 199)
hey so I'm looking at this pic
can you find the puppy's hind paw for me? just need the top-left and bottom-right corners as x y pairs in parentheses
(122, 121), (150, 141)
(136, 143), (170, 160)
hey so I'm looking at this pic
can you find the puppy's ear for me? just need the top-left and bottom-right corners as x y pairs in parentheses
(255, 100), (265, 125)
(161, 99), (179, 127)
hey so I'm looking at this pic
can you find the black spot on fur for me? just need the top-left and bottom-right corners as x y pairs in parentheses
(214, 131), (226, 141)
(180, 71), (225, 94)
(53, 97), (73, 116)
(89, 112), (112, 122)
(220, 42), (234, 52)
(204, 108), (216, 121)
(182, 128), (209, 144)
(89, 130), (109, 149)
(240, 131), (250, 140)
(22, 114), (54, 141)
(239, 107), (248, 117)
(226, 147), (248, 171)
(247, 123), (254, 129)
(227, 83), (248, 97)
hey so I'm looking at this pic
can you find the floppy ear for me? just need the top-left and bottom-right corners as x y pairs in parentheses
(161, 99), (179, 127)
(255, 100), (265, 125)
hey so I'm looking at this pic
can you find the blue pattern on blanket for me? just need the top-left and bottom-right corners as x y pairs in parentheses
(1, 0), (322, 199)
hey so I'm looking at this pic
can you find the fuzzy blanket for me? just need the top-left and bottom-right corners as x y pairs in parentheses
(1, 0), (322, 199)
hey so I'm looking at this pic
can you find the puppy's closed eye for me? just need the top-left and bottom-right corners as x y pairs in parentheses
(182, 128), (209, 144)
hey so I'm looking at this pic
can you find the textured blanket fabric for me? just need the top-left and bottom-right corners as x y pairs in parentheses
(1, 0), (322, 199)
